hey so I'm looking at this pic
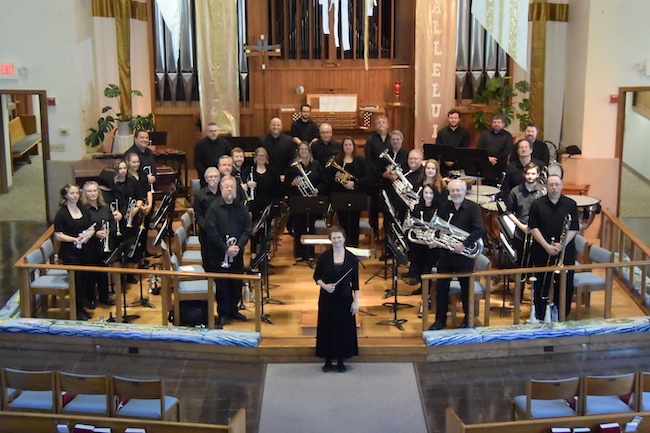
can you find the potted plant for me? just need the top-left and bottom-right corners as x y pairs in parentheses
(471, 77), (531, 131)
(85, 84), (155, 148)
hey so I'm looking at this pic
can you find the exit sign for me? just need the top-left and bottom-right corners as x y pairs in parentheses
(0, 64), (15, 76)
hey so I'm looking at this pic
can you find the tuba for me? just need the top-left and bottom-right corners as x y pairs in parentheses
(379, 150), (421, 210)
(325, 156), (357, 185)
(290, 161), (316, 197)
(403, 213), (484, 259)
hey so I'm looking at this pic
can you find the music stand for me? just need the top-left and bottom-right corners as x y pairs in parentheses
(330, 192), (367, 246)
(456, 148), (495, 186)
(423, 143), (456, 174)
(376, 233), (412, 331)
(287, 196), (329, 267)
(104, 236), (140, 323)
(365, 190), (405, 284)
(249, 230), (276, 324)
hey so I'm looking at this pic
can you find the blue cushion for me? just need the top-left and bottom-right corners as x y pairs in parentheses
(513, 395), (577, 418)
(178, 280), (209, 294)
(585, 396), (633, 414)
(573, 272), (605, 287)
(117, 396), (178, 419)
(9, 390), (53, 411)
(181, 250), (202, 262)
(62, 394), (108, 414)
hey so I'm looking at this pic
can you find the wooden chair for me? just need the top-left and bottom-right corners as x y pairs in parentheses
(449, 254), (491, 326)
(40, 238), (68, 276)
(111, 376), (180, 421)
(581, 373), (636, 415)
(0, 368), (56, 413)
(573, 245), (613, 319)
(174, 226), (202, 266)
(574, 234), (588, 265)
(630, 371), (650, 411)
(55, 371), (111, 417)
(512, 376), (581, 420)
(23, 249), (73, 319)
(170, 254), (215, 328)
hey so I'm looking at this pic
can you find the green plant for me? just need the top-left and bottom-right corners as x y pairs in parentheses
(85, 84), (154, 148)
(472, 77), (531, 131)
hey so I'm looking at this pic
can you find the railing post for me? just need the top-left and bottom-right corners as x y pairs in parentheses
(207, 277), (215, 329)
(115, 272), (123, 323)
(513, 272), (521, 325)
(605, 267), (613, 319)
(558, 269), (567, 322)
(468, 276), (475, 328)
(69, 270), (77, 320)
(422, 277), (430, 331)
(255, 277), (262, 333)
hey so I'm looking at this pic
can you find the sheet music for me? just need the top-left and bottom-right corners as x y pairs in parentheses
(319, 95), (357, 112)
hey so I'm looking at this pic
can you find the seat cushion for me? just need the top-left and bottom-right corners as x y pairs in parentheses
(181, 250), (202, 262)
(62, 394), (108, 414)
(31, 275), (69, 289)
(187, 236), (201, 247)
(8, 390), (54, 411)
(585, 395), (633, 414)
(449, 281), (484, 296)
(573, 272), (605, 288)
(116, 396), (178, 419)
(178, 280), (209, 294)
(513, 395), (577, 418)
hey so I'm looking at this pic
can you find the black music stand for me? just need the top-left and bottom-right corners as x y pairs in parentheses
(288, 196), (329, 267)
(366, 191), (406, 284)
(250, 230), (276, 325)
(330, 192), (367, 246)
(423, 143), (456, 175)
(104, 236), (140, 323)
(376, 234), (412, 331)
(456, 148), (494, 186)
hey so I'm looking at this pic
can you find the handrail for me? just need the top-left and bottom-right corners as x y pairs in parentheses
(420, 259), (650, 331)
(14, 226), (263, 332)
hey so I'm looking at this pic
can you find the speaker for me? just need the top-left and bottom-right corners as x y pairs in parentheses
(168, 300), (208, 327)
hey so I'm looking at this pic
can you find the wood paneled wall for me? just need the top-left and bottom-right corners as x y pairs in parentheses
(152, 108), (202, 171)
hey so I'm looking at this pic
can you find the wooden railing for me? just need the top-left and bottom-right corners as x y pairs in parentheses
(600, 207), (650, 315)
(14, 227), (262, 332)
(0, 409), (245, 433)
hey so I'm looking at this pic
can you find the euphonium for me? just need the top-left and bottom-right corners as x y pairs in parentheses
(403, 213), (483, 259)
(290, 161), (316, 197)
(379, 150), (421, 210)
(325, 156), (356, 185)
(102, 220), (111, 253)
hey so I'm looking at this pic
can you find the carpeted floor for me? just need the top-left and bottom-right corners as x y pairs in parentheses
(0, 147), (46, 221)
(258, 363), (428, 433)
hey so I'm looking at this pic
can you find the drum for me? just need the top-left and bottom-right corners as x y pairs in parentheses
(480, 201), (501, 244)
(465, 194), (493, 204)
(566, 195), (601, 232)
(473, 185), (501, 196)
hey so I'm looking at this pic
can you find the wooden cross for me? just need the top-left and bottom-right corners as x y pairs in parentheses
(244, 34), (282, 70)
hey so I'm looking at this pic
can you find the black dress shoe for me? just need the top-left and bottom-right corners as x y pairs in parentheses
(126, 275), (138, 284)
(408, 277), (420, 286)
(98, 297), (116, 306)
(218, 316), (229, 326)
(429, 320), (445, 331)
(76, 310), (89, 321)
(322, 363), (334, 373)
(337, 362), (347, 373)
(231, 312), (248, 321)
(461, 318), (469, 328)
(411, 287), (422, 296)
(400, 270), (414, 279)
(85, 301), (96, 310)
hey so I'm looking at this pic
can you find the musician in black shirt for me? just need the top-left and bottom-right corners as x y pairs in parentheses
(363, 115), (390, 238)
(290, 104), (319, 145)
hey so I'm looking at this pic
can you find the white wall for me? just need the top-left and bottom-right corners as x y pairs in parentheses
(564, 0), (650, 158)
(623, 95), (650, 180)
(0, 0), (94, 160)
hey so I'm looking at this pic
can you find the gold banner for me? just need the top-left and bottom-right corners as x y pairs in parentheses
(414, 0), (457, 145)
(92, 0), (148, 21)
(529, 2), (569, 22)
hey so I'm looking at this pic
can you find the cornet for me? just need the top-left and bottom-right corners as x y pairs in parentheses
(110, 199), (122, 236)
(221, 235), (238, 268)
(102, 220), (111, 253)
(143, 166), (155, 193)
(126, 199), (137, 228)
(248, 170), (255, 200)
(75, 223), (96, 249)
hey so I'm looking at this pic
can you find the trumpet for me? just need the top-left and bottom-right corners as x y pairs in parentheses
(248, 170), (255, 201)
(75, 223), (96, 249)
(125, 198), (137, 228)
(143, 166), (155, 193)
(102, 220), (111, 253)
(221, 235), (238, 268)
(379, 150), (420, 210)
(110, 199), (122, 236)
(290, 161), (316, 197)
(403, 213), (484, 259)
(325, 156), (357, 186)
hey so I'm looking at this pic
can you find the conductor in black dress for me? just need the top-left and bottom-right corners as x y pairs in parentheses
(204, 175), (253, 326)
(313, 226), (359, 372)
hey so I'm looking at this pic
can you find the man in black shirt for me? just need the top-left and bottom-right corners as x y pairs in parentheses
(436, 109), (470, 174)
(364, 115), (391, 238)
(311, 123), (341, 171)
(501, 139), (546, 195)
(125, 130), (157, 189)
(429, 179), (485, 330)
(290, 104), (319, 146)
(204, 175), (252, 326)
(193, 167), (221, 272)
(259, 117), (295, 182)
(510, 124), (550, 167)
(477, 116), (513, 184)
(193, 123), (232, 187)
(528, 174), (579, 320)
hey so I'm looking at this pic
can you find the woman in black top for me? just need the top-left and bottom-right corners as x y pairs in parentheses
(285, 142), (324, 262)
(313, 226), (359, 372)
(327, 137), (371, 247)
(81, 181), (120, 307)
(125, 153), (151, 265)
(244, 147), (281, 260)
(53, 184), (95, 320)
